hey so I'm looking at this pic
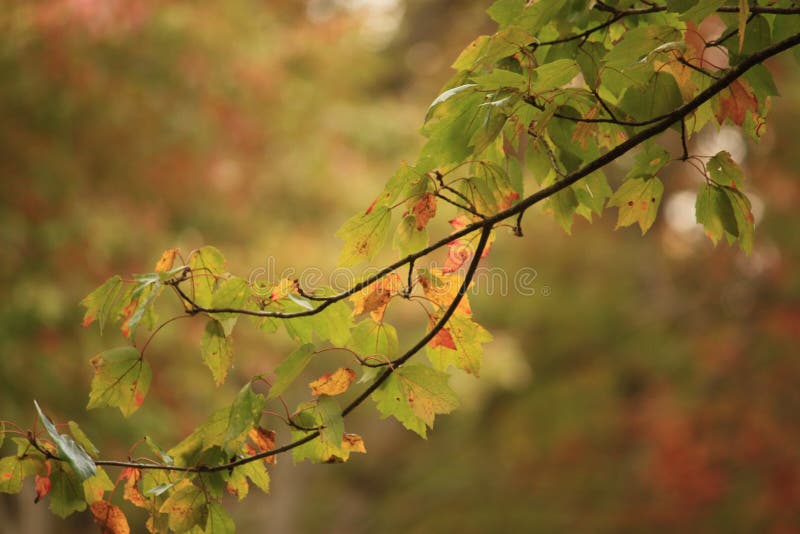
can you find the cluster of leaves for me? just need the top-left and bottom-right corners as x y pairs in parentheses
(2, 1), (799, 531)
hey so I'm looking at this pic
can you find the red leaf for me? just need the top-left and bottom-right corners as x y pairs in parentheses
(715, 79), (757, 126)
(429, 327), (457, 350)
(119, 468), (147, 509)
(34, 475), (51, 503)
(248, 427), (277, 465)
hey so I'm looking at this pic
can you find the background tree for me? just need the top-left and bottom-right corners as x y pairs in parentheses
(1, 1), (800, 532)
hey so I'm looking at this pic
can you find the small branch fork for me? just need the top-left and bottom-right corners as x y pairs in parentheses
(26, 30), (800, 474)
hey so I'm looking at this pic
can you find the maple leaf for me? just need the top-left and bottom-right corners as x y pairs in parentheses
(428, 326), (457, 350)
(248, 427), (277, 465)
(715, 79), (758, 127)
(608, 177), (664, 235)
(372, 364), (459, 438)
(418, 269), (472, 316)
(90, 501), (131, 534)
(442, 216), (494, 273)
(309, 368), (357, 396)
(119, 468), (147, 509)
(350, 273), (402, 322)
(411, 192), (437, 230)
(426, 315), (493, 376)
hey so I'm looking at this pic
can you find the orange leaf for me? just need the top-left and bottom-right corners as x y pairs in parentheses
(429, 326), (457, 351)
(350, 273), (402, 322)
(153, 248), (180, 272)
(90, 501), (131, 534)
(715, 79), (757, 127)
(119, 468), (147, 509)
(34, 475), (51, 503)
(412, 193), (437, 231)
(309, 367), (357, 396)
(248, 427), (277, 465)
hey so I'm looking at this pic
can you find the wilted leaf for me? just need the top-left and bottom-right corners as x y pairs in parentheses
(119, 468), (148, 509)
(90, 501), (131, 534)
(715, 79), (758, 126)
(411, 193), (437, 231)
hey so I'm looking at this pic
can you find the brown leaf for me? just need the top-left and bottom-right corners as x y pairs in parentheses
(412, 193), (437, 231)
(715, 79), (757, 127)
(342, 433), (366, 454)
(153, 248), (180, 273)
(90, 501), (131, 534)
(309, 367), (357, 396)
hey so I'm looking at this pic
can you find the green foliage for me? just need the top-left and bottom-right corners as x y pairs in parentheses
(3, 1), (799, 531)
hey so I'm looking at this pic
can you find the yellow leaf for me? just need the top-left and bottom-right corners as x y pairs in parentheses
(90, 501), (131, 534)
(350, 273), (402, 322)
(309, 368), (357, 396)
(153, 248), (179, 273)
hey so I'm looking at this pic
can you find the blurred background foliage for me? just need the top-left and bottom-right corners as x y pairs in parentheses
(1, 0), (800, 532)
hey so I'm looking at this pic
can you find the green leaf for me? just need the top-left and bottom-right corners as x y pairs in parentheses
(347, 320), (399, 373)
(336, 206), (392, 267)
(235, 458), (270, 495)
(189, 245), (227, 308)
(201, 319), (234, 386)
(393, 215), (428, 257)
(34, 401), (96, 481)
(737, 0), (750, 53)
(609, 177), (664, 235)
(695, 183), (738, 245)
(604, 25), (682, 68)
(707, 151), (745, 189)
(225, 383), (266, 445)
(211, 276), (251, 336)
(160, 480), (207, 533)
(315, 395), (344, 448)
(574, 171), (613, 220)
(486, 0), (524, 26)
(426, 315), (493, 376)
(283, 298), (353, 346)
(83, 466), (114, 504)
(87, 346), (151, 417)
(67, 421), (99, 458)
(618, 72), (683, 121)
(470, 70), (527, 91)
(426, 84), (478, 120)
(205, 503), (235, 534)
(80, 275), (124, 334)
(530, 59), (580, 93)
(725, 188), (755, 254)
(49, 463), (87, 518)
(268, 343), (316, 399)
(0, 454), (45, 494)
(545, 187), (579, 234)
(372, 364), (459, 438)
(675, 0), (724, 22)
(625, 144), (671, 181)
(124, 273), (163, 338)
